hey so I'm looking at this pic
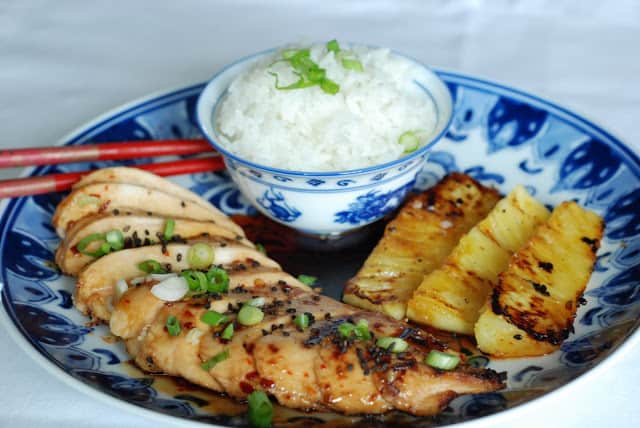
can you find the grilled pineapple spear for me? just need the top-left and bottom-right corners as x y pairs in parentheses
(475, 201), (603, 357)
(343, 173), (501, 320)
(407, 186), (550, 334)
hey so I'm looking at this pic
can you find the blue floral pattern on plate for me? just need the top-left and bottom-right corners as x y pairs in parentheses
(1, 74), (639, 427)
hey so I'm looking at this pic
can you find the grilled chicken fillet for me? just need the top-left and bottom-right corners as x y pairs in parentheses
(54, 167), (505, 417)
(112, 275), (504, 415)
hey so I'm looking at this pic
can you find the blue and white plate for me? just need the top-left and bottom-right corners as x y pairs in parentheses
(1, 74), (639, 427)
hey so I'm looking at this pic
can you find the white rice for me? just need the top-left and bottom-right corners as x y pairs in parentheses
(214, 42), (437, 172)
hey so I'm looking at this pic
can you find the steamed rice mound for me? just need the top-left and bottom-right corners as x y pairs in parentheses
(215, 42), (437, 172)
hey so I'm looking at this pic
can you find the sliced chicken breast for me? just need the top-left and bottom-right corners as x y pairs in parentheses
(75, 239), (278, 321)
(56, 214), (252, 275)
(52, 182), (243, 238)
(73, 167), (220, 215)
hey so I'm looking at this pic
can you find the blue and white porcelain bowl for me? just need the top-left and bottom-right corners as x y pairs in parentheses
(196, 47), (453, 236)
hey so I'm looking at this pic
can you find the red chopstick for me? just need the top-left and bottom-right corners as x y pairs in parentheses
(0, 139), (212, 168)
(0, 156), (225, 199)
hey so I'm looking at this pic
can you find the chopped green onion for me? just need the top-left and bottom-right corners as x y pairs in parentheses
(221, 323), (234, 340)
(206, 266), (229, 293)
(320, 78), (339, 95)
(255, 243), (267, 255)
(105, 229), (124, 251)
(200, 349), (230, 371)
(77, 233), (107, 257)
(281, 49), (298, 59)
(238, 305), (264, 326)
(245, 297), (266, 307)
(201, 310), (227, 327)
(247, 390), (273, 428)
(294, 313), (309, 329)
(341, 58), (363, 72)
(166, 315), (181, 336)
(188, 243), (214, 269)
(271, 72), (316, 91)
(337, 319), (371, 341)
(398, 130), (420, 153)
(425, 350), (460, 370)
(271, 46), (339, 95)
(138, 259), (167, 274)
(297, 274), (317, 286)
(326, 39), (340, 53)
(164, 218), (175, 240)
(337, 322), (355, 338)
(466, 355), (489, 368)
(307, 67), (326, 82)
(376, 336), (409, 353)
(99, 241), (112, 254)
(353, 319), (371, 340)
(181, 270), (207, 292)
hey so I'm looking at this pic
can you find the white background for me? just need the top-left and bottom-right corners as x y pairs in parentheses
(1, 1), (639, 427)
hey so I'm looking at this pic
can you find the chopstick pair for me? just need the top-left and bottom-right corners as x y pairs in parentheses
(0, 139), (224, 199)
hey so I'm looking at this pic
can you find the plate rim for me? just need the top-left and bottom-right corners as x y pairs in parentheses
(1, 72), (639, 427)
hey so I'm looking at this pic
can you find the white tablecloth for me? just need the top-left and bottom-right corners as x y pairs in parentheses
(1, 1), (639, 427)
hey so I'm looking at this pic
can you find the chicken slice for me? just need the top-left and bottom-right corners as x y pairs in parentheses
(253, 330), (322, 409)
(72, 167), (221, 216)
(75, 240), (278, 321)
(52, 182), (243, 238)
(56, 214), (252, 275)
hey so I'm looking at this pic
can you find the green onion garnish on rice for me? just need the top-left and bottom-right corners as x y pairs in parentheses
(341, 58), (363, 72)
(326, 39), (340, 53)
(270, 45), (340, 95)
(398, 130), (421, 153)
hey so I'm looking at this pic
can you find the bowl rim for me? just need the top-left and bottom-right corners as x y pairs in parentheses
(196, 43), (454, 177)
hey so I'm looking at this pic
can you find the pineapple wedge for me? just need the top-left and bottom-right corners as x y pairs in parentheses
(343, 173), (501, 320)
(475, 201), (603, 357)
(407, 186), (550, 334)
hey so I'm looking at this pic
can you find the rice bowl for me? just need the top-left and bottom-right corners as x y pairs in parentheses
(197, 42), (452, 235)
(214, 41), (440, 172)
